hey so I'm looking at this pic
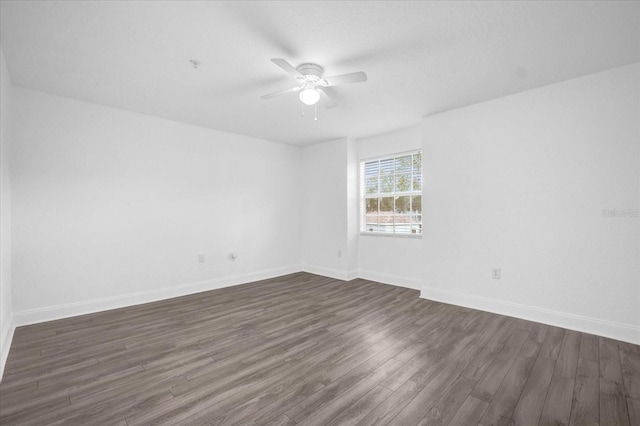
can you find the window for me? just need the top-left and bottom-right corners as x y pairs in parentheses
(360, 151), (422, 236)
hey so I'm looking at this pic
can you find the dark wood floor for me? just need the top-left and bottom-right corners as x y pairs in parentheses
(0, 273), (638, 425)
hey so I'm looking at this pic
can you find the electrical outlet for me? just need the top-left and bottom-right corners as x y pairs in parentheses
(198, 254), (205, 263)
(492, 268), (501, 280)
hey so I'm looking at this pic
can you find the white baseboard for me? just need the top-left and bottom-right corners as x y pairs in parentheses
(13, 265), (302, 327)
(301, 264), (356, 281)
(358, 270), (422, 290)
(420, 285), (640, 346)
(0, 315), (15, 382)
(346, 269), (359, 281)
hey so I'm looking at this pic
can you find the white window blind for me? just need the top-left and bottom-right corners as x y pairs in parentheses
(360, 151), (422, 235)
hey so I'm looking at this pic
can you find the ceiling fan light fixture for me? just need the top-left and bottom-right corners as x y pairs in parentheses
(261, 59), (366, 110)
(299, 88), (320, 106)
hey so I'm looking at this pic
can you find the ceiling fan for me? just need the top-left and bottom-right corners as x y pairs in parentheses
(260, 58), (367, 109)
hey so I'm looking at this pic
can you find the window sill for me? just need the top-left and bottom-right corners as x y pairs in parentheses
(359, 232), (422, 239)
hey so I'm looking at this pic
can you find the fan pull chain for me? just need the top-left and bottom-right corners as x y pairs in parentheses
(301, 103), (304, 117)
(314, 103), (318, 121)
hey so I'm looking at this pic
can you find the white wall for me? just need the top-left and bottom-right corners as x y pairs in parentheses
(300, 138), (357, 280)
(357, 126), (423, 289)
(10, 88), (302, 324)
(422, 63), (640, 344)
(0, 47), (15, 380)
(346, 137), (359, 276)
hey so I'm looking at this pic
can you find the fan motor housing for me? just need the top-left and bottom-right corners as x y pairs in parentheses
(296, 63), (323, 78)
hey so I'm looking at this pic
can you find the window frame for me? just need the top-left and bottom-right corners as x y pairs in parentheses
(359, 150), (422, 238)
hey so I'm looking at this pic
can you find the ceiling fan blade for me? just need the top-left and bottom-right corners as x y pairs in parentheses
(260, 86), (301, 100)
(317, 87), (337, 109)
(271, 58), (303, 79)
(323, 71), (367, 86)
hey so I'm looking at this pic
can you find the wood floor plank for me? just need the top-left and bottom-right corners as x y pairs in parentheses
(461, 318), (514, 381)
(216, 378), (328, 426)
(294, 358), (404, 426)
(510, 355), (556, 425)
(386, 342), (482, 425)
(447, 395), (489, 426)
(619, 341), (640, 400)
(48, 390), (174, 426)
(0, 394), (71, 424)
(599, 336), (630, 425)
(381, 326), (462, 392)
(627, 397), (640, 426)
(600, 337), (624, 385)
(228, 331), (420, 422)
(175, 375), (326, 426)
(130, 344), (339, 424)
(0, 272), (638, 426)
(578, 333), (599, 362)
(539, 326), (565, 361)
(568, 358), (599, 426)
(356, 380), (424, 426)
(470, 329), (529, 402)
(409, 333), (479, 387)
(554, 330), (581, 379)
(539, 375), (574, 426)
(600, 389), (630, 426)
(264, 413), (297, 426)
(478, 340), (539, 426)
(324, 385), (392, 426)
(416, 374), (476, 426)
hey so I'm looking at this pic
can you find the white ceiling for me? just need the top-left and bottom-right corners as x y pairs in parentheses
(1, 1), (638, 146)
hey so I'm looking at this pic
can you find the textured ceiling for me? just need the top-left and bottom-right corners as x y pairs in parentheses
(1, 1), (638, 146)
